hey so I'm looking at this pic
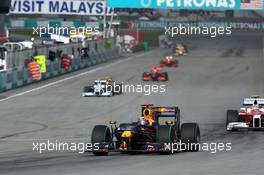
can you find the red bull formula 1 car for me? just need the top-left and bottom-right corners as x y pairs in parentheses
(226, 96), (264, 131)
(160, 55), (179, 67)
(91, 104), (200, 155)
(142, 66), (168, 81)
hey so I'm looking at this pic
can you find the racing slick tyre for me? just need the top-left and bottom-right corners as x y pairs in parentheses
(157, 125), (176, 154)
(226, 110), (239, 131)
(108, 91), (114, 97)
(160, 61), (165, 67)
(91, 125), (112, 156)
(142, 72), (150, 81)
(114, 84), (123, 95)
(181, 123), (200, 152)
(174, 60), (179, 67)
(162, 72), (168, 81)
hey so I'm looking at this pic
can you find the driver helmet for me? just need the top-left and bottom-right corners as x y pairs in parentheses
(166, 55), (172, 62)
(138, 117), (150, 127)
(252, 100), (259, 110)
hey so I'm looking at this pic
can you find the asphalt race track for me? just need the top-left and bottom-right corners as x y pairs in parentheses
(0, 32), (263, 175)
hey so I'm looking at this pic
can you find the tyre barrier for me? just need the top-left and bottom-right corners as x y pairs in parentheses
(0, 48), (120, 93)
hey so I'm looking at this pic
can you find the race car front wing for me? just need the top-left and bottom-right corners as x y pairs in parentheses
(227, 122), (264, 131)
(82, 91), (112, 97)
(90, 142), (178, 153)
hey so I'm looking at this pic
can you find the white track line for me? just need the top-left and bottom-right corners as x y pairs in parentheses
(0, 52), (149, 102)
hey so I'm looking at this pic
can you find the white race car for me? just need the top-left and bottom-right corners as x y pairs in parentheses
(226, 96), (264, 131)
(82, 78), (122, 97)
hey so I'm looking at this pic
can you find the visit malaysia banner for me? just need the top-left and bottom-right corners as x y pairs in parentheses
(10, 0), (114, 15)
(108, 0), (263, 10)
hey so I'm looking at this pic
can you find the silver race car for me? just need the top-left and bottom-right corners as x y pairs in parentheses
(82, 77), (122, 97)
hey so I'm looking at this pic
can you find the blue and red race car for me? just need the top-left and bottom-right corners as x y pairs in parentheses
(91, 104), (200, 155)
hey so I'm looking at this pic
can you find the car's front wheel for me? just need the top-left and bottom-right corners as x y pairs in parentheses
(226, 110), (239, 131)
(91, 125), (112, 155)
(156, 125), (176, 154)
(181, 123), (200, 152)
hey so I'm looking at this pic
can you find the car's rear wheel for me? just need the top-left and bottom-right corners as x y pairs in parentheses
(226, 110), (239, 131)
(142, 72), (150, 81)
(160, 60), (165, 67)
(114, 84), (122, 94)
(175, 60), (179, 66)
(181, 123), (200, 152)
(163, 72), (168, 81)
(91, 125), (112, 155)
(142, 72), (148, 76)
(108, 91), (113, 97)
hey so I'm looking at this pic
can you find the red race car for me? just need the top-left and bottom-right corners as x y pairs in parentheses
(160, 55), (178, 67)
(142, 66), (168, 81)
(226, 96), (264, 131)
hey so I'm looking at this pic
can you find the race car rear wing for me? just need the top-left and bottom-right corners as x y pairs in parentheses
(141, 105), (180, 122)
(243, 98), (264, 105)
